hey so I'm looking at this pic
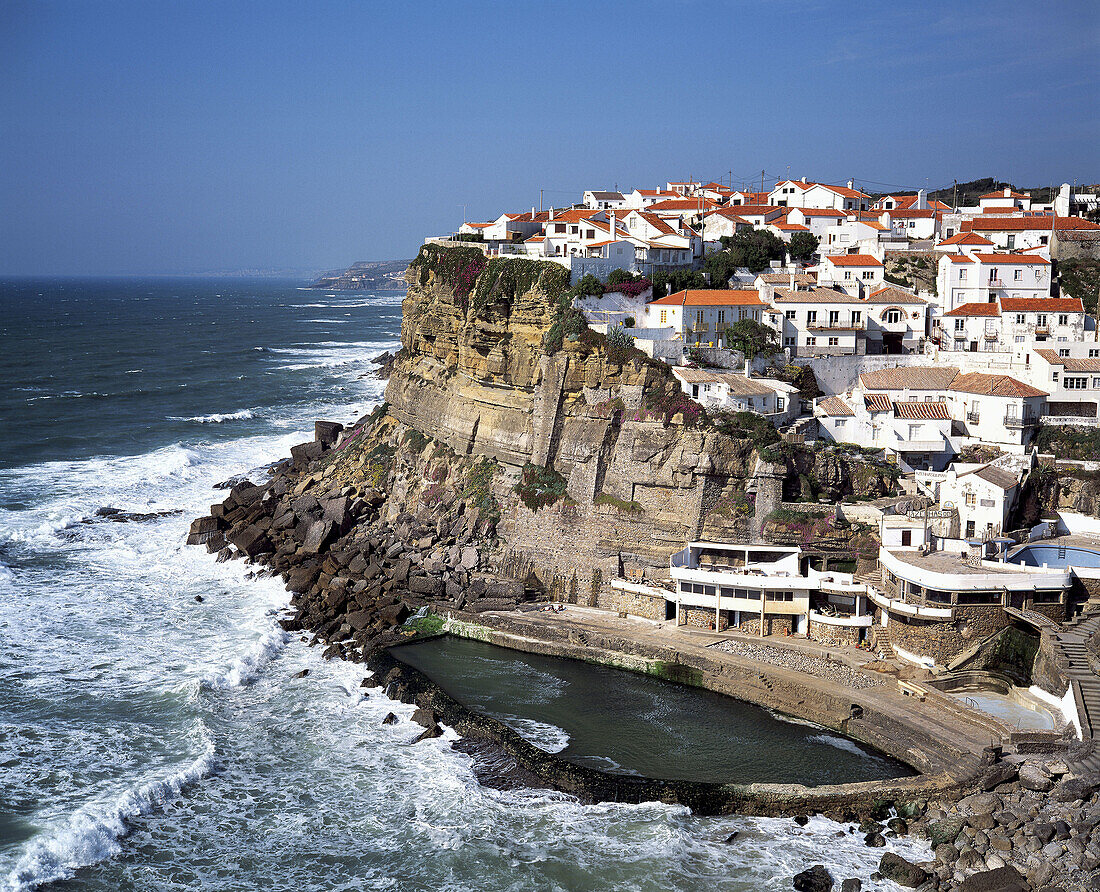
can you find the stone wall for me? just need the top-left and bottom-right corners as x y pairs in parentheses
(808, 618), (863, 647)
(736, 615), (794, 636)
(595, 585), (666, 621)
(885, 604), (1066, 664)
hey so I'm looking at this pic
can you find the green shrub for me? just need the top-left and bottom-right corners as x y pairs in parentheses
(462, 458), (501, 525)
(572, 273), (605, 298)
(362, 442), (396, 488)
(623, 315), (635, 328)
(606, 326), (634, 364)
(403, 428), (429, 453)
(543, 292), (588, 354)
(594, 492), (643, 514)
(514, 463), (569, 510)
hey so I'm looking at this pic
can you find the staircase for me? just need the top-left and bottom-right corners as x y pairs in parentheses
(870, 623), (892, 656)
(1054, 610), (1100, 773)
(855, 567), (883, 589)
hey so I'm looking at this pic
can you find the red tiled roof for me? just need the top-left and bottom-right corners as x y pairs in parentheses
(944, 302), (1000, 317)
(827, 254), (883, 267)
(964, 216), (1099, 232)
(893, 401), (951, 420)
(818, 396), (855, 417)
(794, 208), (845, 217)
(972, 253), (1051, 265)
(980, 190), (1030, 199)
(649, 289), (764, 307)
(775, 223), (810, 231)
(859, 367), (960, 391)
(938, 232), (994, 247)
(864, 393), (893, 412)
(998, 297), (1083, 313)
(948, 372), (1047, 399)
(945, 254), (975, 263)
(1034, 349), (1100, 372)
(866, 286), (926, 305)
(887, 208), (937, 218)
(646, 198), (719, 212)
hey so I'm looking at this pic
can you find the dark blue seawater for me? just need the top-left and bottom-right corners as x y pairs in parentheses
(0, 278), (929, 891)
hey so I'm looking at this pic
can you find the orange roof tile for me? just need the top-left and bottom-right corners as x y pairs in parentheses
(944, 302), (999, 317)
(972, 253), (1051, 265)
(938, 232), (994, 247)
(998, 297), (1083, 313)
(949, 372), (1047, 399)
(648, 289), (764, 307)
(827, 254), (883, 267)
(893, 401), (952, 420)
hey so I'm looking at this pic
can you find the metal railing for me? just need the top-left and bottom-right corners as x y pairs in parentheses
(1003, 415), (1038, 428)
(966, 411), (981, 422)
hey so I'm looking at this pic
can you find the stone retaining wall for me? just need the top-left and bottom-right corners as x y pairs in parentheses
(808, 618), (863, 647)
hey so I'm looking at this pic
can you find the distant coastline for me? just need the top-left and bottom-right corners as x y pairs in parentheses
(308, 259), (411, 291)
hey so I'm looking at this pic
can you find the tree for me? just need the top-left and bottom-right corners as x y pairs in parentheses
(717, 229), (787, 273)
(572, 273), (604, 298)
(651, 269), (706, 298)
(1059, 258), (1100, 315)
(724, 318), (781, 363)
(787, 231), (819, 263)
(704, 250), (740, 288)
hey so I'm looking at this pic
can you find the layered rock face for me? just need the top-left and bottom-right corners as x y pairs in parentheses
(386, 260), (767, 583)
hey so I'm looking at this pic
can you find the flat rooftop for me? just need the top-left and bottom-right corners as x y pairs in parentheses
(889, 549), (1037, 576)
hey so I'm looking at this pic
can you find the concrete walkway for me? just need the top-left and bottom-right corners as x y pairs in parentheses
(1054, 609), (1100, 773)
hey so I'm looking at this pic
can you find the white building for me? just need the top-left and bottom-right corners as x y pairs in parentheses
(932, 462), (1022, 539)
(642, 289), (766, 346)
(820, 254), (885, 294)
(935, 252), (1052, 312)
(672, 368), (798, 421)
(1032, 346), (1100, 418)
(769, 179), (870, 212)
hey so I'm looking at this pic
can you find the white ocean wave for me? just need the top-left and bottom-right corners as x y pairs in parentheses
(806, 733), (873, 758)
(200, 626), (290, 690)
(3, 736), (215, 892)
(168, 409), (255, 424)
(500, 716), (571, 754)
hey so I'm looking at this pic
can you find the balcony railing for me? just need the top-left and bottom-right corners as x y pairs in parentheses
(807, 321), (866, 331)
(1034, 325), (1049, 334)
(1004, 415), (1038, 428)
(987, 278), (1005, 288)
(966, 411), (981, 422)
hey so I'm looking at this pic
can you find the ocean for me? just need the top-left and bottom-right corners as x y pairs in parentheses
(0, 278), (929, 891)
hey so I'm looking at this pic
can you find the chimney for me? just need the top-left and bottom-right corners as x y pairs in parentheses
(1004, 187), (1011, 197)
(532, 206), (536, 217)
(610, 210), (616, 239)
(549, 207), (555, 221)
(789, 272), (795, 289)
(801, 176), (807, 184)
(847, 179), (855, 190)
(916, 188), (927, 210)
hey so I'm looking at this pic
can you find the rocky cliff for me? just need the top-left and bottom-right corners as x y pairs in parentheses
(186, 247), (902, 654)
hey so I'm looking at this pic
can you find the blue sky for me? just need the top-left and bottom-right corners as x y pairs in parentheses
(1, 0), (1097, 275)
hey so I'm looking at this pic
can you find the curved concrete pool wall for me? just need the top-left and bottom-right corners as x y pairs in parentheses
(371, 611), (995, 817)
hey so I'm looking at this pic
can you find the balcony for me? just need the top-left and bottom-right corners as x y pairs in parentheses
(1034, 325), (1049, 335)
(1004, 414), (1038, 429)
(966, 411), (981, 423)
(807, 321), (866, 332)
(987, 278), (1005, 289)
(983, 331), (998, 340)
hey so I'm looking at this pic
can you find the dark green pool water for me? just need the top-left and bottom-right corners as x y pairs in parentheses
(391, 636), (915, 786)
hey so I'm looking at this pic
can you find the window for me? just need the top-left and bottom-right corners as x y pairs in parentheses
(1093, 377), (1100, 389)
(1058, 314), (1069, 325)
(828, 337), (839, 346)
(965, 493), (977, 507)
(785, 310), (796, 320)
(844, 271), (852, 279)
(1090, 349), (1100, 358)
(829, 310), (840, 325)
(862, 270), (874, 280)
(851, 311), (861, 324)
(1015, 335), (1025, 343)
(959, 269), (967, 281)
(834, 418), (846, 428)
(716, 310), (725, 324)
(1013, 269), (1022, 280)
(807, 311), (817, 323)
(1053, 372), (1060, 383)
(980, 499), (995, 508)
(1007, 235), (1016, 249)
(1040, 236), (1049, 246)
(1059, 349), (1071, 357)
(806, 336), (817, 345)
(696, 309), (705, 324)
(886, 309), (901, 324)
(660, 310), (667, 325)
(554, 223), (565, 233)
(1037, 314), (1047, 326)
(784, 336), (795, 347)
(1016, 314), (1025, 324)
(955, 319), (965, 332)
(1065, 376), (1089, 389)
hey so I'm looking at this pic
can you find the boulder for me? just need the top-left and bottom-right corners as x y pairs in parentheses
(934, 843), (959, 863)
(379, 602), (410, 627)
(410, 707), (438, 729)
(322, 496), (351, 530)
(228, 524), (271, 558)
(302, 519), (336, 555)
(877, 853), (928, 888)
(839, 882), (860, 892)
(381, 712), (398, 725)
(957, 792), (1001, 816)
(315, 420), (343, 447)
(1017, 762), (1053, 792)
(459, 545), (479, 571)
(928, 818), (965, 847)
(863, 831), (886, 848)
(414, 723), (443, 742)
(792, 864), (833, 892)
(345, 609), (373, 632)
(1052, 775), (1098, 802)
(956, 865), (1028, 892)
(286, 564), (321, 593)
(409, 575), (443, 596)
(291, 441), (323, 467)
(186, 514), (224, 546)
(229, 481), (265, 507)
(980, 762), (1018, 791)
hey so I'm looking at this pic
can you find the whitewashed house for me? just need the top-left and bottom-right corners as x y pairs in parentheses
(642, 289), (766, 346)
(583, 190), (628, 210)
(934, 463), (1022, 539)
(785, 207), (845, 239)
(673, 368), (798, 422)
(1032, 347), (1100, 419)
(820, 254), (884, 294)
(935, 252), (1052, 311)
(947, 371), (1047, 449)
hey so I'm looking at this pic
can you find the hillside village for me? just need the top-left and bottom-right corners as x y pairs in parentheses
(442, 177), (1100, 545)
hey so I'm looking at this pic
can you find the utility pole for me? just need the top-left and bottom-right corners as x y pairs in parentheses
(540, 189), (543, 212)
(761, 170), (765, 194)
(952, 180), (958, 212)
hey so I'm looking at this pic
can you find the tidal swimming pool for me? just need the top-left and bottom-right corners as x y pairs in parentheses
(391, 636), (915, 786)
